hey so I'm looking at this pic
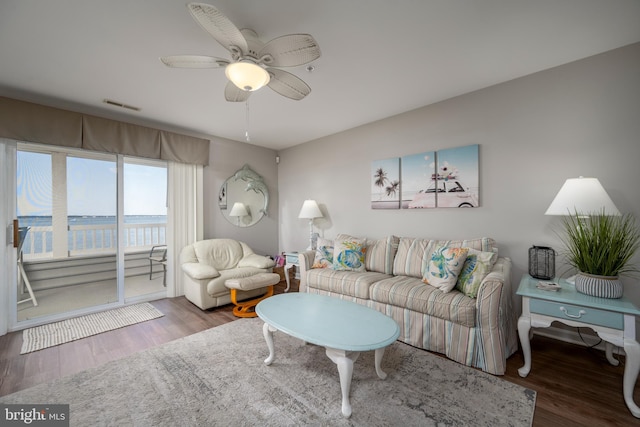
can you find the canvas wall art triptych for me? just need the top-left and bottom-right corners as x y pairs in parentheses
(371, 144), (479, 209)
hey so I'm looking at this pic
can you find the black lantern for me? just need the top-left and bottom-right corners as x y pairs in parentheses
(529, 246), (555, 280)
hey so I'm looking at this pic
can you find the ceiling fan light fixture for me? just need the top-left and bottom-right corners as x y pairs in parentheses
(225, 61), (270, 91)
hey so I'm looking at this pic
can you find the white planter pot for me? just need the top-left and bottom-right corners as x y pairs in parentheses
(575, 273), (623, 299)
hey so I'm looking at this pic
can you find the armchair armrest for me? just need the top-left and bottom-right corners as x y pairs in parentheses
(297, 250), (316, 293)
(238, 254), (275, 269)
(181, 262), (219, 280)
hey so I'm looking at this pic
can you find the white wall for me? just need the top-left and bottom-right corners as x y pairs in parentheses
(204, 136), (279, 258)
(277, 43), (640, 314)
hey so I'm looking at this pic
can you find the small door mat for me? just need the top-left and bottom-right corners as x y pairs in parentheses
(20, 303), (163, 354)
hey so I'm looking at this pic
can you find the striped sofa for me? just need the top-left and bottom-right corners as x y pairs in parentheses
(298, 236), (518, 375)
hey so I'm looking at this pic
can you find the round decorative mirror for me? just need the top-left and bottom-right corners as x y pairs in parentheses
(219, 164), (269, 227)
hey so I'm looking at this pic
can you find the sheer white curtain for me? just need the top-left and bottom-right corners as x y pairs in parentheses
(166, 161), (203, 297)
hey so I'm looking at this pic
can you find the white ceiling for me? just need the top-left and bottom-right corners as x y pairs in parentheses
(1, 1), (639, 151)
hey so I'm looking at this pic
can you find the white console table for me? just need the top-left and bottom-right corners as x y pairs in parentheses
(517, 274), (640, 418)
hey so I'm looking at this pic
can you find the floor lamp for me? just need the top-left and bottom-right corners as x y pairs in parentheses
(298, 200), (323, 250)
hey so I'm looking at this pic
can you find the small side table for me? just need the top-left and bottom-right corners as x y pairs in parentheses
(283, 252), (300, 292)
(517, 274), (640, 418)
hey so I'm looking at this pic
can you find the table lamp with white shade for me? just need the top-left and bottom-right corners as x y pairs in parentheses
(229, 202), (249, 226)
(544, 176), (640, 299)
(545, 176), (620, 217)
(298, 200), (323, 250)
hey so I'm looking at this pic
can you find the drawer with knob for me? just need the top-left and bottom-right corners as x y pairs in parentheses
(529, 299), (623, 330)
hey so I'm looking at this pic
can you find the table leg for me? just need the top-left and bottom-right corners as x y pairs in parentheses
(374, 347), (388, 379)
(284, 263), (293, 292)
(326, 348), (360, 418)
(262, 322), (277, 365)
(623, 339), (640, 418)
(517, 315), (532, 377)
(605, 341), (620, 366)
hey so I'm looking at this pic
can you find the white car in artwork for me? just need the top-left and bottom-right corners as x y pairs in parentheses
(408, 179), (478, 208)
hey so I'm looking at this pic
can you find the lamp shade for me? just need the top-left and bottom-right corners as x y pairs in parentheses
(298, 200), (323, 219)
(225, 61), (270, 91)
(545, 177), (620, 216)
(229, 202), (248, 217)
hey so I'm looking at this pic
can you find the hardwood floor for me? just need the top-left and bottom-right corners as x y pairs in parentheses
(1, 278), (638, 426)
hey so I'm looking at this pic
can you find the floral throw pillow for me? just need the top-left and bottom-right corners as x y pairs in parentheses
(422, 246), (469, 292)
(332, 237), (366, 272)
(455, 249), (498, 298)
(312, 238), (334, 269)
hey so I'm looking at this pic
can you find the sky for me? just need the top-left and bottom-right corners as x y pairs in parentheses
(17, 151), (167, 216)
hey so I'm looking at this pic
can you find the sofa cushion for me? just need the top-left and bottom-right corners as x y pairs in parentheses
(392, 237), (497, 280)
(365, 235), (399, 274)
(434, 237), (496, 253)
(370, 276), (476, 328)
(312, 237), (334, 268)
(305, 268), (391, 299)
(423, 246), (469, 292)
(456, 248), (498, 298)
(332, 236), (367, 272)
(393, 238), (435, 278)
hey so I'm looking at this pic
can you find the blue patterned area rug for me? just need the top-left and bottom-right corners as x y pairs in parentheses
(4, 318), (535, 426)
(20, 303), (163, 354)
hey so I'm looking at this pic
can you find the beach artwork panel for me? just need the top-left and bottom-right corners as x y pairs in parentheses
(434, 144), (479, 208)
(401, 151), (436, 209)
(371, 157), (400, 209)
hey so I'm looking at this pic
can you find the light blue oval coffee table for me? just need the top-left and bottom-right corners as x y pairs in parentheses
(256, 293), (400, 418)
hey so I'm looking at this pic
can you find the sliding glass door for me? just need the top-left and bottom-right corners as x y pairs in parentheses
(16, 148), (120, 321)
(123, 158), (168, 301)
(14, 143), (167, 326)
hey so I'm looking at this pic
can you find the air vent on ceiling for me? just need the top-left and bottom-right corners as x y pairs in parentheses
(103, 99), (141, 112)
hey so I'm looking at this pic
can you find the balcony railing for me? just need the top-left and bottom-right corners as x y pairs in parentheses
(21, 223), (167, 259)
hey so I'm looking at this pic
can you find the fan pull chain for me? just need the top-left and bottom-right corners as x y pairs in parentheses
(245, 100), (250, 142)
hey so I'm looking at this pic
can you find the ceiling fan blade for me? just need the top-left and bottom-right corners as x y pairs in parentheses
(224, 81), (251, 102)
(160, 55), (229, 69)
(259, 34), (321, 67)
(187, 3), (248, 55)
(267, 68), (311, 100)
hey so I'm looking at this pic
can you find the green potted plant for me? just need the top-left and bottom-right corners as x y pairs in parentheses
(560, 209), (640, 298)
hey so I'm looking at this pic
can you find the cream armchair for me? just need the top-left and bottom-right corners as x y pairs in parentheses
(180, 238), (275, 310)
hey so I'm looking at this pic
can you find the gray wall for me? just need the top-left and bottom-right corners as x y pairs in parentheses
(204, 137), (279, 258)
(277, 43), (640, 313)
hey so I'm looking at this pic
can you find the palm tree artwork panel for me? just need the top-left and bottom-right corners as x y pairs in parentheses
(371, 157), (400, 209)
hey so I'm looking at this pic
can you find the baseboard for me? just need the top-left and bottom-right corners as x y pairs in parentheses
(532, 325), (627, 357)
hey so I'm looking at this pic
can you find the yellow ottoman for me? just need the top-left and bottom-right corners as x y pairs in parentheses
(225, 273), (281, 318)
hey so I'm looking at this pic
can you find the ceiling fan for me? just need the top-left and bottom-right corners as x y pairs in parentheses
(161, 2), (321, 102)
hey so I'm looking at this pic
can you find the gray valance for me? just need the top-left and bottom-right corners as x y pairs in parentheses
(0, 96), (209, 165)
